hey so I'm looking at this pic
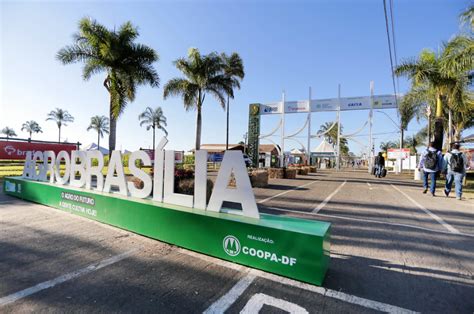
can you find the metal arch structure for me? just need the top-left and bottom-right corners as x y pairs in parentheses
(247, 81), (400, 169)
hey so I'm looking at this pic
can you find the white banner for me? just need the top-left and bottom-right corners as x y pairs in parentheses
(259, 94), (398, 115)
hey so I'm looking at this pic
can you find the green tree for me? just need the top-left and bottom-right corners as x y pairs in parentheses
(46, 108), (74, 143)
(221, 52), (245, 150)
(57, 17), (159, 153)
(405, 128), (427, 155)
(87, 115), (109, 150)
(21, 120), (42, 139)
(164, 48), (233, 150)
(395, 50), (452, 150)
(1, 127), (17, 140)
(138, 106), (168, 152)
(379, 141), (398, 153)
(318, 121), (349, 155)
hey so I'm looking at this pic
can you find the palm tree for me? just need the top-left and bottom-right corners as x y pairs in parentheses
(1, 127), (17, 140)
(138, 106), (168, 152)
(395, 49), (456, 150)
(379, 141), (397, 153)
(221, 52), (245, 150)
(46, 108), (74, 143)
(164, 48), (233, 150)
(318, 121), (349, 155)
(87, 115), (109, 150)
(398, 97), (416, 153)
(57, 17), (159, 154)
(21, 120), (42, 139)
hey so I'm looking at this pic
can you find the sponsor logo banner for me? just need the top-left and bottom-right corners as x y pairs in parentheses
(0, 141), (76, 160)
(259, 95), (399, 115)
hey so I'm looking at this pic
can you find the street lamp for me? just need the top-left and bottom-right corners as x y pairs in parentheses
(375, 110), (403, 174)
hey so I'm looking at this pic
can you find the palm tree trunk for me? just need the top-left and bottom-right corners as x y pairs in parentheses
(433, 94), (444, 151)
(29, 131), (32, 140)
(109, 95), (116, 155)
(97, 132), (100, 150)
(152, 126), (156, 156)
(195, 92), (203, 151)
(226, 95), (230, 150)
(58, 126), (61, 143)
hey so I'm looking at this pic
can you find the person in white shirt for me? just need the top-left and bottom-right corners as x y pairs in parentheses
(443, 143), (469, 200)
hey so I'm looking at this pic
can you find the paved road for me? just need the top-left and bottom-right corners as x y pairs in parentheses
(1, 170), (473, 313)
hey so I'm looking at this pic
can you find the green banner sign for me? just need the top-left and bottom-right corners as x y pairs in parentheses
(4, 177), (330, 285)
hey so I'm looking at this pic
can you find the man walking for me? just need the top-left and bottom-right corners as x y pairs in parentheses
(443, 143), (469, 200)
(418, 141), (443, 196)
(374, 152), (385, 178)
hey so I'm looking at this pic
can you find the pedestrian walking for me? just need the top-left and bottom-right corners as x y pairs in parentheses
(418, 141), (443, 196)
(443, 143), (469, 200)
(374, 152), (385, 178)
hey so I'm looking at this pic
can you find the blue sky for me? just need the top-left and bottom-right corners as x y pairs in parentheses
(1, 0), (471, 154)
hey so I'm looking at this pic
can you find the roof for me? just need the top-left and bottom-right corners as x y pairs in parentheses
(290, 148), (305, 155)
(259, 144), (279, 153)
(84, 143), (109, 155)
(311, 139), (335, 154)
(197, 144), (244, 153)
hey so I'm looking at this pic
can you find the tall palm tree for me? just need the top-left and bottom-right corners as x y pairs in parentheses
(87, 115), (109, 150)
(398, 97), (417, 152)
(138, 106), (168, 152)
(379, 141), (397, 153)
(395, 49), (453, 150)
(1, 127), (17, 140)
(221, 52), (245, 150)
(318, 121), (349, 154)
(21, 120), (42, 139)
(164, 48), (233, 150)
(57, 17), (159, 154)
(46, 108), (74, 143)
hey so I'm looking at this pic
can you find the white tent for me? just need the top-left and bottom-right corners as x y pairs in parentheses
(290, 148), (305, 155)
(84, 143), (109, 155)
(311, 139), (336, 155)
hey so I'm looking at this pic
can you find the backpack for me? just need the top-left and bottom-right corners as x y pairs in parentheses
(424, 150), (438, 170)
(450, 153), (464, 172)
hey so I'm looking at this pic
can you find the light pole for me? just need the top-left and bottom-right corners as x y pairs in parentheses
(375, 110), (403, 174)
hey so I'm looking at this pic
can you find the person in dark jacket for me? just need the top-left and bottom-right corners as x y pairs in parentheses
(418, 142), (443, 196)
(374, 152), (385, 178)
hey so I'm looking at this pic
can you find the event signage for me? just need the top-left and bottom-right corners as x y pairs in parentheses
(4, 138), (331, 286)
(259, 94), (399, 115)
(387, 148), (410, 159)
(0, 140), (77, 160)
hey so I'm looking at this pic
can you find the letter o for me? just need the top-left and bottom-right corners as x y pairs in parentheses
(55, 151), (70, 185)
(249, 248), (256, 256)
(256, 250), (264, 258)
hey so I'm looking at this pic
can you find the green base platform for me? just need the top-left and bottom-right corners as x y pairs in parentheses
(3, 177), (330, 285)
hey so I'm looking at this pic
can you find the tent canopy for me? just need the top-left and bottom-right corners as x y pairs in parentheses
(84, 143), (109, 155)
(311, 139), (336, 157)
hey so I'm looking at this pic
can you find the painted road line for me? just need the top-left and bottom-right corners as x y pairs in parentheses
(257, 180), (319, 204)
(240, 293), (309, 313)
(313, 180), (347, 213)
(0, 248), (138, 307)
(180, 248), (418, 313)
(262, 206), (474, 239)
(203, 273), (256, 314)
(366, 182), (373, 190)
(391, 184), (461, 234)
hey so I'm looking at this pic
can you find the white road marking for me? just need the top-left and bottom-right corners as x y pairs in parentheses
(313, 180), (347, 213)
(366, 182), (373, 190)
(0, 248), (138, 307)
(240, 293), (308, 314)
(203, 273), (256, 314)
(391, 184), (460, 234)
(180, 250), (417, 314)
(257, 180), (319, 204)
(262, 206), (474, 238)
